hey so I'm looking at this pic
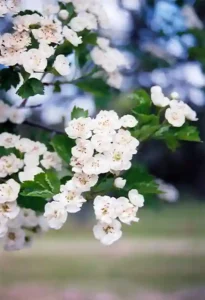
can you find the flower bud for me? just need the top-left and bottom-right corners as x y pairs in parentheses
(114, 177), (126, 189)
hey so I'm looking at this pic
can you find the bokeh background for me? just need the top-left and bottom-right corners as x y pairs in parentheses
(1, 0), (205, 299)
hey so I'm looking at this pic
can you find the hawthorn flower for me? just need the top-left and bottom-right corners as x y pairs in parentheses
(32, 18), (62, 44)
(41, 151), (62, 171)
(6, 0), (21, 14)
(0, 132), (20, 149)
(0, 101), (10, 123)
(43, 4), (59, 16)
(44, 201), (67, 230)
(22, 209), (39, 228)
(69, 12), (97, 32)
(128, 189), (144, 208)
(93, 220), (122, 245)
(94, 196), (117, 224)
(4, 228), (25, 251)
(91, 133), (113, 153)
(0, 0), (8, 16)
(170, 100), (198, 121)
(151, 86), (170, 107)
(121, 115), (138, 128)
(65, 117), (93, 139)
(0, 154), (23, 178)
(20, 49), (48, 74)
(97, 37), (110, 50)
(24, 153), (39, 168)
(0, 179), (20, 203)
(53, 54), (71, 76)
(18, 166), (43, 182)
(13, 14), (42, 32)
(116, 197), (139, 225)
(15, 138), (36, 153)
(104, 146), (132, 172)
(39, 42), (55, 58)
(72, 139), (94, 159)
(59, 10), (69, 20)
(165, 107), (186, 127)
(93, 110), (121, 135)
(70, 156), (86, 173)
(83, 154), (110, 175)
(113, 129), (139, 155)
(63, 26), (82, 47)
(72, 173), (98, 192)
(8, 107), (31, 124)
(0, 201), (20, 220)
(114, 177), (126, 189)
(54, 189), (86, 213)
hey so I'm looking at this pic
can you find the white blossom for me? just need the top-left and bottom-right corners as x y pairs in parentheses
(104, 146), (132, 172)
(93, 220), (122, 245)
(65, 117), (93, 139)
(72, 173), (98, 192)
(13, 14), (42, 32)
(113, 129), (139, 155)
(116, 197), (139, 225)
(32, 18), (62, 44)
(97, 37), (110, 50)
(0, 201), (20, 220)
(41, 151), (62, 171)
(69, 12), (97, 32)
(59, 9), (69, 20)
(54, 188), (86, 213)
(83, 154), (110, 175)
(22, 209), (39, 228)
(107, 72), (123, 89)
(4, 228), (25, 251)
(53, 54), (71, 76)
(114, 177), (126, 189)
(8, 107), (30, 124)
(72, 138), (94, 159)
(0, 179), (20, 203)
(128, 189), (144, 208)
(39, 42), (55, 58)
(0, 132), (20, 149)
(24, 153), (39, 168)
(43, 4), (59, 16)
(18, 166), (43, 182)
(151, 86), (170, 107)
(94, 196), (117, 224)
(170, 100), (198, 121)
(44, 201), (67, 230)
(93, 110), (121, 135)
(63, 26), (82, 47)
(165, 107), (186, 127)
(120, 115), (138, 128)
(0, 154), (23, 178)
(91, 133), (113, 153)
(20, 49), (47, 74)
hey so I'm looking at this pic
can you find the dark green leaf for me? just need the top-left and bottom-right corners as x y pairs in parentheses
(93, 178), (114, 193)
(76, 78), (110, 97)
(21, 170), (60, 199)
(55, 40), (73, 56)
(17, 195), (47, 213)
(53, 81), (61, 93)
(51, 134), (74, 163)
(130, 89), (152, 114)
(17, 78), (44, 98)
(0, 68), (20, 91)
(133, 125), (160, 141)
(14, 10), (42, 17)
(175, 125), (201, 142)
(133, 113), (159, 126)
(71, 106), (89, 119)
(125, 164), (159, 195)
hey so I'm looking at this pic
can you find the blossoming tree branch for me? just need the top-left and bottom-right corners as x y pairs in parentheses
(0, 0), (201, 251)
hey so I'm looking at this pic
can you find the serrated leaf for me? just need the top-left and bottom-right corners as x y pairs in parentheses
(130, 89), (152, 114)
(17, 195), (47, 213)
(21, 170), (60, 199)
(175, 125), (200, 142)
(133, 113), (159, 126)
(17, 78), (44, 98)
(124, 164), (159, 195)
(71, 106), (89, 119)
(51, 134), (74, 163)
(0, 68), (20, 91)
(15, 10), (42, 16)
(76, 78), (110, 97)
(133, 125), (160, 141)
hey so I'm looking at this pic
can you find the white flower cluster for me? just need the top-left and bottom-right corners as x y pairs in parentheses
(0, 178), (49, 251)
(44, 110), (141, 245)
(0, 132), (62, 181)
(0, 100), (30, 124)
(151, 86), (198, 127)
(0, 0), (21, 17)
(91, 38), (128, 89)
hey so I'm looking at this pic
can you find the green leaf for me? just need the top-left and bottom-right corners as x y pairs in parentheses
(93, 178), (114, 194)
(51, 134), (74, 163)
(76, 78), (110, 97)
(133, 113), (159, 126)
(130, 89), (152, 114)
(82, 30), (97, 45)
(133, 125), (160, 141)
(55, 40), (73, 56)
(0, 146), (22, 158)
(124, 164), (159, 195)
(0, 68), (20, 91)
(17, 78), (44, 98)
(21, 170), (60, 199)
(175, 125), (201, 142)
(71, 106), (89, 119)
(15, 10), (42, 16)
(17, 195), (47, 213)
(53, 81), (61, 93)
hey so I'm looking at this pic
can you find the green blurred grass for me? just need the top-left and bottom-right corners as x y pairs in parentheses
(0, 201), (205, 294)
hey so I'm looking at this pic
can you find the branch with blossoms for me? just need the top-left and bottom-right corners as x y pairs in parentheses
(0, 0), (201, 251)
